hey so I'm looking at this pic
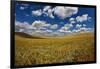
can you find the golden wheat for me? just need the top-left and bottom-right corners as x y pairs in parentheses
(15, 33), (95, 66)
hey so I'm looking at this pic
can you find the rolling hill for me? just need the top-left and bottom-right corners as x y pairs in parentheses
(15, 32), (44, 39)
(15, 32), (95, 66)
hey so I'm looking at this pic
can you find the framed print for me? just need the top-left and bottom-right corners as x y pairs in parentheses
(11, 1), (96, 68)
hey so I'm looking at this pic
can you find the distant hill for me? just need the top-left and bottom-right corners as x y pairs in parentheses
(15, 32), (44, 39)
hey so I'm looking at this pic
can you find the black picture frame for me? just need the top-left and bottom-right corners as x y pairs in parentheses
(11, 1), (97, 68)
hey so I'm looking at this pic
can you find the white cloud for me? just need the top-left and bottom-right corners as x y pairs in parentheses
(31, 6), (78, 19)
(15, 21), (37, 35)
(83, 24), (86, 27)
(70, 21), (76, 24)
(32, 9), (42, 16)
(72, 27), (93, 33)
(82, 14), (88, 21)
(50, 24), (58, 29)
(64, 24), (73, 28)
(43, 6), (78, 19)
(68, 14), (92, 24)
(47, 9), (54, 18)
(15, 21), (93, 36)
(43, 6), (51, 11)
(59, 27), (68, 32)
(20, 6), (25, 10)
(58, 27), (72, 34)
(58, 24), (73, 33)
(15, 21), (30, 29)
(54, 6), (78, 19)
(88, 17), (92, 21)
(72, 29), (80, 33)
(76, 14), (91, 23)
(32, 20), (59, 30)
(43, 6), (54, 18)
(32, 20), (50, 29)
(15, 20), (84, 36)
(79, 27), (93, 32)
(69, 18), (75, 21)
(69, 18), (76, 24)
(76, 24), (82, 28)
(45, 29), (53, 33)
(21, 4), (29, 6)
(76, 16), (83, 22)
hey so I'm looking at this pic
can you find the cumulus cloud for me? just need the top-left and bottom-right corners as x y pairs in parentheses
(83, 24), (86, 27)
(69, 18), (76, 24)
(20, 6), (25, 10)
(32, 20), (59, 30)
(32, 6), (78, 19)
(43, 6), (54, 18)
(31, 21), (59, 36)
(15, 21), (30, 29)
(15, 21), (36, 30)
(70, 20), (76, 24)
(43, 6), (51, 11)
(64, 24), (73, 28)
(79, 27), (93, 32)
(15, 20), (51, 35)
(59, 27), (68, 32)
(76, 24), (90, 32)
(21, 3), (29, 6)
(69, 18), (75, 21)
(58, 24), (73, 33)
(76, 24), (82, 28)
(68, 14), (92, 24)
(58, 27), (72, 34)
(45, 29), (53, 33)
(47, 9), (55, 18)
(72, 27), (93, 33)
(88, 17), (92, 21)
(31, 20), (59, 36)
(54, 6), (78, 19)
(32, 20), (50, 29)
(72, 29), (80, 33)
(32, 9), (42, 16)
(50, 24), (58, 29)
(76, 14), (91, 22)
(15, 19), (93, 37)
(15, 21), (36, 34)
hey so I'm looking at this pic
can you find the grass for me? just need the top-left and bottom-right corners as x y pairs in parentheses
(15, 32), (95, 66)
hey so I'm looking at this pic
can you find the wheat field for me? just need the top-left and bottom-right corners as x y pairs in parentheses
(15, 32), (95, 66)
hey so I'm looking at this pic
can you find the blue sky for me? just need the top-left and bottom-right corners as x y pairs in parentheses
(15, 2), (95, 36)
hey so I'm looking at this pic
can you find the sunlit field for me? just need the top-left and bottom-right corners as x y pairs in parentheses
(15, 32), (95, 66)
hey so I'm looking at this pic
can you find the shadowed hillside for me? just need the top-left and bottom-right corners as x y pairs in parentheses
(15, 32), (44, 39)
